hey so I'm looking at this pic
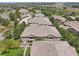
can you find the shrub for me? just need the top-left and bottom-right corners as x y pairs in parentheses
(0, 48), (23, 56)
(76, 17), (79, 21)
(9, 12), (15, 21)
(0, 43), (8, 54)
(3, 38), (20, 49)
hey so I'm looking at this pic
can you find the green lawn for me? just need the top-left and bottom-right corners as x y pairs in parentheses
(0, 48), (24, 56)
(25, 47), (31, 56)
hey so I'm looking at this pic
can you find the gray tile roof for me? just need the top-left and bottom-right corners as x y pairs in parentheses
(29, 16), (52, 26)
(30, 41), (78, 56)
(52, 15), (66, 23)
(21, 25), (62, 38)
(63, 21), (79, 27)
(63, 21), (79, 32)
(68, 16), (76, 20)
(19, 16), (31, 24)
(35, 13), (45, 17)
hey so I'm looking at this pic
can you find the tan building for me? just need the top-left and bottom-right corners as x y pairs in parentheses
(30, 41), (77, 56)
(68, 16), (76, 21)
(21, 25), (62, 43)
(19, 9), (30, 19)
(34, 13), (45, 17)
(19, 16), (32, 25)
(52, 15), (66, 23)
(28, 16), (53, 26)
(0, 12), (10, 20)
(60, 21), (79, 35)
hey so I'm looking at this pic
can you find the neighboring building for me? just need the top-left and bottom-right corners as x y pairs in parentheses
(52, 15), (66, 23)
(21, 25), (62, 43)
(0, 12), (10, 20)
(60, 21), (79, 35)
(30, 41), (77, 56)
(0, 33), (4, 42)
(19, 16), (32, 25)
(3, 7), (13, 10)
(0, 7), (13, 10)
(19, 9), (29, 14)
(68, 16), (76, 21)
(35, 10), (41, 13)
(51, 3), (66, 9)
(19, 9), (30, 19)
(28, 16), (53, 26)
(7, 10), (16, 15)
(35, 13), (45, 17)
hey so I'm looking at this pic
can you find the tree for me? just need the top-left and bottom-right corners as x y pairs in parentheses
(9, 12), (15, 21)
(9, 39), (20, 49)
(0, 43), (8, 54)
(0, 16), (10, 26)
(42, 9), (52, 17)
(18, 21), (26, 34)
(6, 10), (26, 39)
(13, 27), (20, 39)
(8, 11), (19, 39)
(15, 8), (20, 18)
(3, 38), (20, 49)
(70, 12), (76, 16)
(76, 17), (79, 21)
(33, 10), (36, 13)
(13, 21), (26, 39)
(3, 30), (13, 39)
(3, 23), (14, 39)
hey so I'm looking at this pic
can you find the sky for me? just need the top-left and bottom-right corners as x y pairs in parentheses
(0, 0), (79, 2)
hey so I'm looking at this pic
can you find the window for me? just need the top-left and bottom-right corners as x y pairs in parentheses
(30, 37), (34, 39)
(29, 34), (35, 39)
(48, 35), (54, 39)
(49, 37), (53, 39)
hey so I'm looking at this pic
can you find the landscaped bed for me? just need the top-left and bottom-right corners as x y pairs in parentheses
(0, 48), (24, 56)
(25, 47), (31, 56)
